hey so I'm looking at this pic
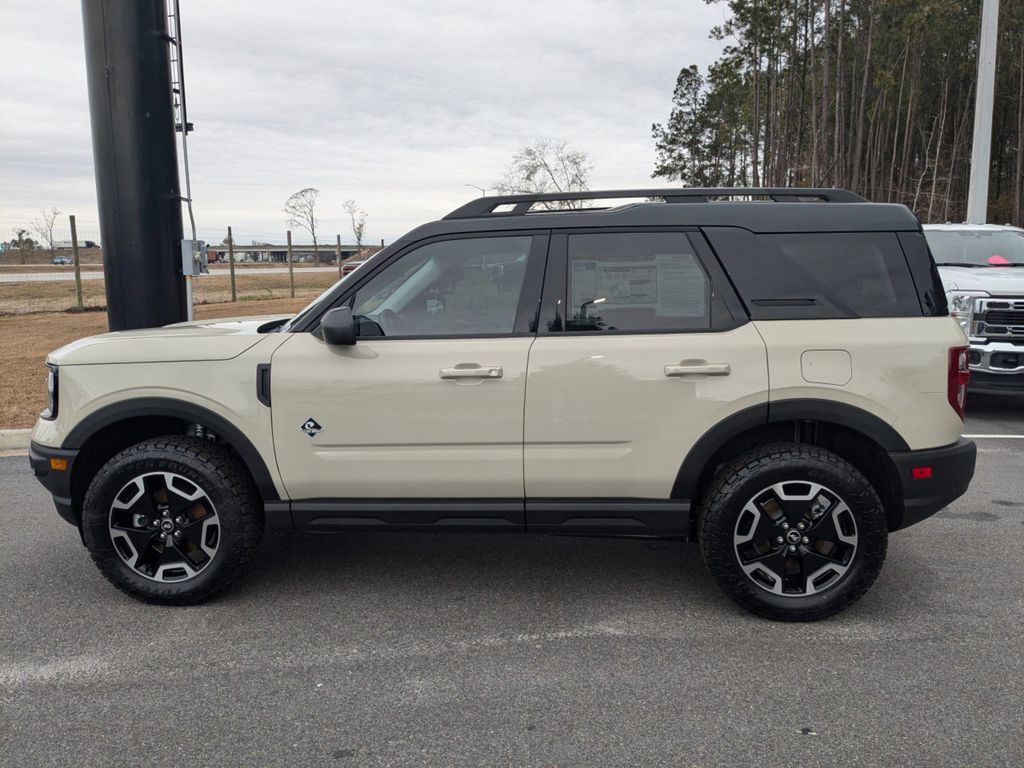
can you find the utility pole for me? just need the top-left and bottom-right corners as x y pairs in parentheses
(335, 234), (343, 279)
(81, 0), (186, 330)
(966, 0), (1000, 224)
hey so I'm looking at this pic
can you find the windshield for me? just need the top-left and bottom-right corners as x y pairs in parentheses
(277, 247), (394, 332)
(925, 229), (1024, 267)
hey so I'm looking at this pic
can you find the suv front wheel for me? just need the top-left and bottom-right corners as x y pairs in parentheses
(698, 443), (888, 621)
(81, 436), (263, 604)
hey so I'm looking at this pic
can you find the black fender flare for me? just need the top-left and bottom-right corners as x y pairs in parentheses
(672, 399), (909, 499)
(63, 397), (281, 501)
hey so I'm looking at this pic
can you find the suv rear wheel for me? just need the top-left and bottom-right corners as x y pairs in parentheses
(698, 443), (887, 621)
(81, 436), (263, 605)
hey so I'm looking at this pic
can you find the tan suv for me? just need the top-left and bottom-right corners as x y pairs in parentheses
(29, 188), (976, 620)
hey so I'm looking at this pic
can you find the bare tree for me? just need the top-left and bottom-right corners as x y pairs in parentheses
(343, 199), (367, 252)
(283, 188), (320, 255)
(494, 139), (593, 208)
(32, 207), (62, 252)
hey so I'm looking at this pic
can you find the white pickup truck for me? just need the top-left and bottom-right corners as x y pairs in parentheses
(924, 223), (1024, 394)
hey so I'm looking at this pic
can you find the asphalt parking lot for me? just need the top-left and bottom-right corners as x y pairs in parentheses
(1, 395), (1022, 767)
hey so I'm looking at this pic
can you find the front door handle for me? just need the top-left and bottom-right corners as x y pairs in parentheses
(664, 362), (731, 377)
(439, 364), (503, 380)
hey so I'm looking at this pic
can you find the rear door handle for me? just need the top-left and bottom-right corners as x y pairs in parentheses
(439, 364), (503, 380)
(664, 362), (731, 377)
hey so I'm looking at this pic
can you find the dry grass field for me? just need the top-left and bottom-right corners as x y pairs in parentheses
(0, 270), (338, 314)
(0, 296), (312, 429)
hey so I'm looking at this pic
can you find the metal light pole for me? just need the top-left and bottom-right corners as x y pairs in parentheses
(966, 0), (1000, 224)
(464, 184), (487, 196)
(81, 0), (186, 330)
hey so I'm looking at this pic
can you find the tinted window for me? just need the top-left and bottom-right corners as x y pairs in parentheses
(705, 228), (920, 319)
(350, 236), (532, 337)
(565, 232), (710, 332)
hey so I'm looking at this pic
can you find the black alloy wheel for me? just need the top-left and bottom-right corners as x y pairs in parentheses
(82, 436), (263, 604)
(699, 443), (888, 621)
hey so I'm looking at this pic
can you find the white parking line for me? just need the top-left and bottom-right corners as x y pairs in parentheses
(962, 434), (1024, 439)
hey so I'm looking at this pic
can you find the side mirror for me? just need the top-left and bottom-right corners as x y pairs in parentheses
(321, 307), (357, 346)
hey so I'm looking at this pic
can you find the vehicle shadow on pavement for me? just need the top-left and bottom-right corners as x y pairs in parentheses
(240, 531), (728, 613)
(228, 530), (913, 624)
(965, 391), (1024, 424)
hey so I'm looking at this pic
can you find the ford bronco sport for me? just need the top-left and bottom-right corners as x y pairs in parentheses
(30, 188), (977, 620)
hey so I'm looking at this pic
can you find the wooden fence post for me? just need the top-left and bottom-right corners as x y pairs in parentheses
(70, 214), (84, 311)
(287, 229), (295, 298)
(227, 226), (237, 302)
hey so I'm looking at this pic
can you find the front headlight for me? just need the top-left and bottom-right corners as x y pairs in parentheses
(41, 364), (58, 420)
(945, 291), (988, 335)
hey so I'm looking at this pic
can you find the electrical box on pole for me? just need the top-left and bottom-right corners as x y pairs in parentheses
(81, 0), (186, 330)
(180, 240), (209, 276)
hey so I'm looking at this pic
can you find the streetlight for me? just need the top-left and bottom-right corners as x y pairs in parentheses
(464, 184), (487, 197)
(966, 0), (1000, 224)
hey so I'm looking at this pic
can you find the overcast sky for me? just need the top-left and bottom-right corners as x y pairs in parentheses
(0, 1), (728, 245)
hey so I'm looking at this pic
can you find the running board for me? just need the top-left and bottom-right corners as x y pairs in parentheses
(265, 498), (690, 536)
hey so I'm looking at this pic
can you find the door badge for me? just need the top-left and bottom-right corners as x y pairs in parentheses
(300, 417), (323, 437)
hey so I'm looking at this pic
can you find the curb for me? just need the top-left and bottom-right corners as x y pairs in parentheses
(0, 429), (32, 451)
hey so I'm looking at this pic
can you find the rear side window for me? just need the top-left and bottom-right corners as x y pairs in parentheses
(565, 232), (710, 332)
(704, 228), (921, 319)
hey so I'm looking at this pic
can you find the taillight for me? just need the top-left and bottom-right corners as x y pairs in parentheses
(948, 346), (969, 420)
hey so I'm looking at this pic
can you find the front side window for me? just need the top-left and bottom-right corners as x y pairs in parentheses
(565, 232), (710, 332)
(350, 236), (532, 337)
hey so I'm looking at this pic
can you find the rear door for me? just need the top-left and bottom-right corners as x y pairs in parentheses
(523, 229), (768, 533)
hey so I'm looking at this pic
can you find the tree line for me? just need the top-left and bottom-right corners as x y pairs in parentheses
(652, 0), (1024, 225)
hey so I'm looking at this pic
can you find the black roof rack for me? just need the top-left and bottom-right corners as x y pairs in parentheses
(444, 187), (867, 219)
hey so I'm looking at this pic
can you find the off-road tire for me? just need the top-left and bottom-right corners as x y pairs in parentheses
(698, 442), (887, 621)
(81, 436), (263, 605)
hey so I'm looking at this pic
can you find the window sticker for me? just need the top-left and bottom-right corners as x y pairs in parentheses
(654, 253), (707, 318)
(570, 252), (707, 318)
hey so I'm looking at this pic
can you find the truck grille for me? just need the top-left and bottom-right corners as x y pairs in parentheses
(983, 310), (1024, 325)
(975, 298), (1024, 339)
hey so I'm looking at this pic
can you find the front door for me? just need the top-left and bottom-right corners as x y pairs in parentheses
(270, 233), (547, 527)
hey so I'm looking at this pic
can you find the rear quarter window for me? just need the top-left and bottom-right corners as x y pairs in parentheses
(703, 228), (922, 319)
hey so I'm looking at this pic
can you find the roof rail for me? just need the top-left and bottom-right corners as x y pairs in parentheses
(443, 187), (867, 219)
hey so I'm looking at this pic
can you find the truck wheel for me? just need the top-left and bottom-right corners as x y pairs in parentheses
(81, 436), (263, 605)
(698, 443), (887, 621)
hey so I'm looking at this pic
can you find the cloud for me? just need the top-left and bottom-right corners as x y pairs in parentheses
(0, 0), (726, 245)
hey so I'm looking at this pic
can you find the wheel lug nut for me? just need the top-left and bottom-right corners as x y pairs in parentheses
(788, 545), (797, 552)
(159, 532), (167, 540)
(173, 530), (182, 539)
(781, 523), (790, 530)
(802, 536), (809, 544)
(797, 523), (805, 530)
(175, 517), (184, 525)
(776, 536), (784, 545)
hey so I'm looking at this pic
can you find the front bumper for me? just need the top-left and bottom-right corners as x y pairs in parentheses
(967, 340), (1024, 393)
(888, 438), (976, 530)
(29, 441), (80, 526)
